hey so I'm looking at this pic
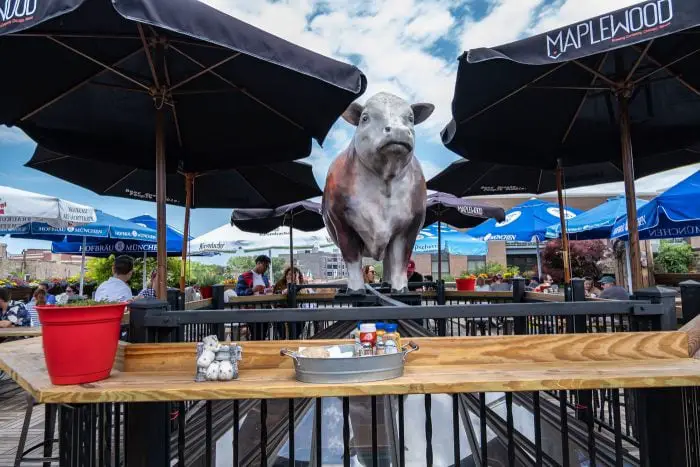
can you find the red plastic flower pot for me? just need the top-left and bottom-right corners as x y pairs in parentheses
(455, 278), (476, 291)
(37, 303), (126, 385)
(199, 286), (213, 299)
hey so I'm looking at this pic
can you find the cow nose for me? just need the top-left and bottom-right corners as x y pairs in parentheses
(384, 126), (391, 134)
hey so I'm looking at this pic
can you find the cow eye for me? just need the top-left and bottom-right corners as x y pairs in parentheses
(407, 114), (414, 123)
(361, 114), (369, 123)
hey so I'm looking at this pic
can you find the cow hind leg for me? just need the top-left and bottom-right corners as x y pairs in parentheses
(386, 236), (409, 292)
(346, 260), (365, 293)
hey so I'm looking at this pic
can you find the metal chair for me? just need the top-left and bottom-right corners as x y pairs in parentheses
(14, 393), (59, 467)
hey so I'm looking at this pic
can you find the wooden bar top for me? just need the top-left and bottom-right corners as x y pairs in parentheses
(0, 327), (42, 338)
(1, 329), (699, 404)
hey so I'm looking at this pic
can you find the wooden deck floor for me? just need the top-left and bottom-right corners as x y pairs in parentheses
(0, 374), (55, 467)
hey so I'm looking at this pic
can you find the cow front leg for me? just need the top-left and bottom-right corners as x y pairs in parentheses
(346, 259), (365, 293)
(387, 237), (409, 292)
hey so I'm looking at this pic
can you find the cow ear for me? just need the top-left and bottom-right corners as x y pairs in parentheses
(342, 102), (364, 126)
(411, 103), (435, 125)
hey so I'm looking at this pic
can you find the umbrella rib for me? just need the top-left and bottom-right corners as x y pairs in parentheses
(459, 62), (569, 124)
(168, 44), (305, 131)
(464, 164), (497, 195)
(633, 47), (700, 97)
(103, 169), (140, 194)
(20, 46), (146, 122)
(536, 169), (543, 193)
(633, 47), (700, 87)
(11, 33), (141, 40)
(163, 55), (184, 147)
(626, 40), (653, 82)
(571, 60), (617, 87)
(561, 53), (609, 144)
(169, 53), (241, 92)
(138, 24), (161, 90)
(46, 37), (150, 91)
(27, 154), (69, 166)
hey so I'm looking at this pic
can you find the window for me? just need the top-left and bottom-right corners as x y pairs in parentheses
(431, 253), (449, 278)
(467, 257), (486, 273)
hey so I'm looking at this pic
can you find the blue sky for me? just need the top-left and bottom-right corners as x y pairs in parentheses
(1, 0), (697, 259)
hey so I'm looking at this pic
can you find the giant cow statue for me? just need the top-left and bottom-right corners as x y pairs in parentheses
(322, 92), (434, 292)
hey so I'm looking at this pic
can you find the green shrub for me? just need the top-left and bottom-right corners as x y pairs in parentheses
(655, 241), (695, 273)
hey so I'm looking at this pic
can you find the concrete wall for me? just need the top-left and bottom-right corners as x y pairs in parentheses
(449, 255), (468, 277)
(0, 259), (82, 280)
(486, 241), (507, 267)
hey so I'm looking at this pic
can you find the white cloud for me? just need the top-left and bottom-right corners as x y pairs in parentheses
(0, 126), (30, 145)
(200, 0), (696, 194)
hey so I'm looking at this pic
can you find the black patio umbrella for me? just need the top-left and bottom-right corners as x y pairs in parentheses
(424, 192), (505, 280)
(231, 201), (323, 286)
(428, 155), (700, 197)
(26, 147), (322, 289)
(0, 0), (366, 297)
(441, 0), (700, 289)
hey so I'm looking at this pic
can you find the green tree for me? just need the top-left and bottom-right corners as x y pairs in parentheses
(87, 255), (182, 290)
(655, 241), (696, 273)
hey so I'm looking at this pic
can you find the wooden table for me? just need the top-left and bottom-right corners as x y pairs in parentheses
(1, 327), (699, 404)
(0, 328), (42, 339)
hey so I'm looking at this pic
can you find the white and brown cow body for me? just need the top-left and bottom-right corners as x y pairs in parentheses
(322, 92), (434, 292)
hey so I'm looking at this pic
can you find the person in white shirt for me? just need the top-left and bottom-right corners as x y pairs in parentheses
(94, 255), (135, 303)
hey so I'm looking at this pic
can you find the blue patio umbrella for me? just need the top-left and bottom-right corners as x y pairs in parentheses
(546, 196), (647, 292)
(2, 210), (158, 294)
(413, 223), (487, 257)
(612, 170), (700, 241)
(468, 199), (582, 277)
(546, 196), (648, 241)
(52, 214), (191, 289)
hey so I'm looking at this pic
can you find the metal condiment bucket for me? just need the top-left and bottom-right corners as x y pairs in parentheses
(280, 342), (419, 384)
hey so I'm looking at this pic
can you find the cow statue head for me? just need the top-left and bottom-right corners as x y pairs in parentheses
(342, 92), (434, 180)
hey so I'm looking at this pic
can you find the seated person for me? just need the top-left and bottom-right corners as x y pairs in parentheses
(94, 255), (135, 302)
(490, 274), (511, 292)
(274, 266), (310, 295)
(26, 288), (47, 327)
(38, 281), (57, 305)
(584, 277), (602, 298)
(475, 277), (491, 292)
(598, 276), (629, 300)
(235, 255), (271, 296)
(534, 274), (553, 292)
(406, 259), (423, 291)
(0, 287), (30, 328)
(363, 265), (377, 284)
(138, 270), (158, 299)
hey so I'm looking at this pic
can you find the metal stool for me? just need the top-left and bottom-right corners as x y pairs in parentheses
(14, 393), (59, 467)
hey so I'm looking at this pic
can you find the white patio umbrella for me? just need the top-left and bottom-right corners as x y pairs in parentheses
(0, 186), (96, 231)
(189, 223), (334, 256)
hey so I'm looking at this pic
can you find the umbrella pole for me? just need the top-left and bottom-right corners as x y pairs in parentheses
(624, 241), (634, 293)
(268, 248), (273, 283)
(79, 236), (86, 296)
(556, 161), (572, 284)
(536, 238), (542, 278)
(180, 173), (193, 293)
(142, 251), (147, 290)
(289, 219), (294, 286)
(618, 92), (642, 291)
(155, 109), (168, 300)
(437, 221), (442, 280)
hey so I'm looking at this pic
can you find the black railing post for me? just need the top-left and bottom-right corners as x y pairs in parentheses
(512, 278), (526, 335)
(212, 284), (225, 310)
(125, 300), (172, 467)
(567, 278), (586, 333)
(568, 278), (591, 422)
(636, 387), (692, 467)
(437, 280), (447, 336)
(680, 280), (700, 325)
(166, 287), (183, 310)
(634, 286), (678, 331)
(59, 404), (97, 467)
(128, 299), (168, 344)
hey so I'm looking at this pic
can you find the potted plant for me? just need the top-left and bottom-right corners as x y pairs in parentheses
(198, 273), (219, 299)
(37, 298), (127, 385)
(455, 272), (477, 291)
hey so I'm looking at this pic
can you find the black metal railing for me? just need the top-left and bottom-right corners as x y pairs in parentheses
(50, 280), (693, 467)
